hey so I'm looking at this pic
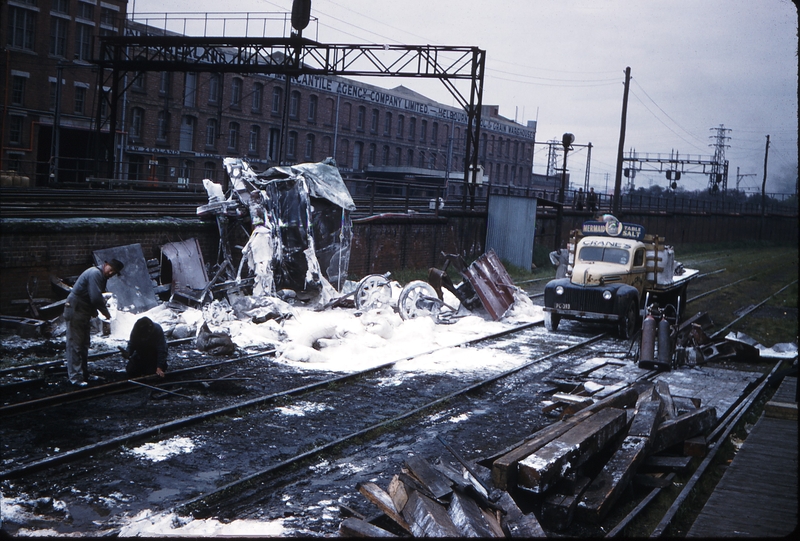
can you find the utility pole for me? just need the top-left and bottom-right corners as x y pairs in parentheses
(553, 132), (574, 251)
(759, 135), (770, 240)
(612, 67), (631, 216)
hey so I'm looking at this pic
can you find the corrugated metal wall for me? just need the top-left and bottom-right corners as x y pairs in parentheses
(485, 194), (538, 270)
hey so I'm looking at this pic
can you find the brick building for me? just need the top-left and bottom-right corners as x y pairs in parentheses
(2, 4), (537, 198)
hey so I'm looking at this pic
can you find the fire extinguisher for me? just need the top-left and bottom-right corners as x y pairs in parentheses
(641, 312), (657, 364)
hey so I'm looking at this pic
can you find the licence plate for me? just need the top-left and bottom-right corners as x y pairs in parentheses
(555, 303), (570, 309)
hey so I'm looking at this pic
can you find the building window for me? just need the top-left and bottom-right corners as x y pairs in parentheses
(159, 72), (170, 96)
(157, 111), (170, 141)
(289, 91), (300, 119)
(53, 0), (70, 14)
(252, 82), (263, 113)
(74, 86), (86, 114)
(178, 159), (193, 188)
(9, 116), (24, 144)
(77, 1), (95, 20)
(341, 103), (351, 130)
(75, 24), (92, 61)
(50, 17), (68, 56)
(308, 95), (317, 122)
(382, 145), (390, 166)
(339, 139), (349, 169)
(271, 87), (282, 114)
(231, 78), (242, 109)
(130, 107), (144, 140)
(305, 134), (315, 161)
(357, 106), (366, 131)
(420, 120), (427, 143)
(249, 125), (260, 154)
(429, 153), (436, 169)
(228, 122), (240, 150)
(11, 76), (26, 106)
(156, 158), (169, 182)
(353, 141), (363, 170)
(203, 161), (217, 183)
(321, 136), (332, 158)
(395, 147), (402, 166)
(287, 131), (297, 158)
(397, 115), (404, 139)
(132, 61), (146, 91)
(100, 6), (117, 27)
(407, 149), (413, 166)
(205, 119), (217, 147)
(184, 73), (197, 107)
(370, 109), (379, 133)
(208, 74), (220, 103)
(325, 98), (335, 126)
(418, 151), (425, 169)
(127, 155), (144, 181)
(431, 122), (438, 145)
(408, 117), (416, 141)
(384, 112), (392, 136)
(8, 7), (36, 51)
(368, 143), (376, 165)
(180, 116), (195, 152)
(268, 128), (281, 161)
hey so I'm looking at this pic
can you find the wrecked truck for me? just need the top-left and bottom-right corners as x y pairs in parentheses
(543, 216), (699, 339)
(198, 158), (355, 303)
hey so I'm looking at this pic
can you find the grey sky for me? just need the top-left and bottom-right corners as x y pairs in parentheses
(131, 0), (798, 194)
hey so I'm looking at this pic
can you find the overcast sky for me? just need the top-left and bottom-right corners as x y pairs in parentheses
(130, 0), (798, 195)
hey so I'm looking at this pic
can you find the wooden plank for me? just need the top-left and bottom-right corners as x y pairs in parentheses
(401, 490), (462, 537)
(577, 435), (650, 523)
(356, 481), (412, 534)
(683, 436), (707, 457)
(634, 473), (672, 488)
(655, 380), (677, 419)
(447, 488), (498, 538)
(651, 406), (717, 454)
(339, 517), (398, 537)
(628, 395), (665, 439)
(387, 474), (409, 513)
(490, 387), (638, 490)
(494, 491), (547, 538)
(644, 455), (693, 473)
(404, 455), (454, 500)
(517, 407), (628, 493)
(480, 507), (506, 538)
(541, 475), (591, 531)
(764, 400), (797, 420)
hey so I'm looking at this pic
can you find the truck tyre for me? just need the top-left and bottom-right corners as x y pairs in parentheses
(618, 301), (638, 340)
(544, 312), (560, 332)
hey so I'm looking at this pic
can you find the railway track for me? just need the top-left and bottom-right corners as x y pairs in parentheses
(0, 250), (795, 536)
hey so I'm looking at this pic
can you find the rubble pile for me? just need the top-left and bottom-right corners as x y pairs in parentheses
(346, 381), (718, 536)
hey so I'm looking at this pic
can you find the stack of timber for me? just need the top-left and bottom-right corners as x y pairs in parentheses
(341, 455), (546, 537)
(341, 384), (719, 536)
(488, 382), (717, 532)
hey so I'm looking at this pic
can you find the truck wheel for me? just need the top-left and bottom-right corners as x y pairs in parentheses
(544, 312), (560, 332)
(618, 301), (638, 340)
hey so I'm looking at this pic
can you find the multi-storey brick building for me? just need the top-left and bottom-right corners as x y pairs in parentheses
(2, 3), (537, 199)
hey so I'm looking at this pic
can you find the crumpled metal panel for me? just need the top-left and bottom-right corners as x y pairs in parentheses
(160, 238), (209, 295)
(93, 244), (158, 313)
(461, 249), (517, 321)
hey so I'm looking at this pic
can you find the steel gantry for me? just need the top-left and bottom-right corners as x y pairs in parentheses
(621, 149), (729, 194)
(94, 34), (486, 208)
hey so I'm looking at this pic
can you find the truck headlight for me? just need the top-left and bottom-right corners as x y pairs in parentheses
(602, 290), (612, 300)
(555, 286), (564, 295)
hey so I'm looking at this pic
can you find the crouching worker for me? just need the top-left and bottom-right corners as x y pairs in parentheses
(123, 317), (168, 377)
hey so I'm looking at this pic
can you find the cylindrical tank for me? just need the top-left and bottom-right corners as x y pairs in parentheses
(657, 317), (672, 366)
(641, 314), (657, 362)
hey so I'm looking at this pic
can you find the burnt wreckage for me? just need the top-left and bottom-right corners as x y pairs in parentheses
(198, 158), (355, 305)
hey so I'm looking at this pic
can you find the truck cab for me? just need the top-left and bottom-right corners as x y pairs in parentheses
(543, 217), (695, 339)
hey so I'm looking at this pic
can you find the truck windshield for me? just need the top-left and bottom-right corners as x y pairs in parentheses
(579, 246), (630, 265)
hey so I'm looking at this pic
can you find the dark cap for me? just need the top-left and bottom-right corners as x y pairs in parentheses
(107, 259), (124, 276)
